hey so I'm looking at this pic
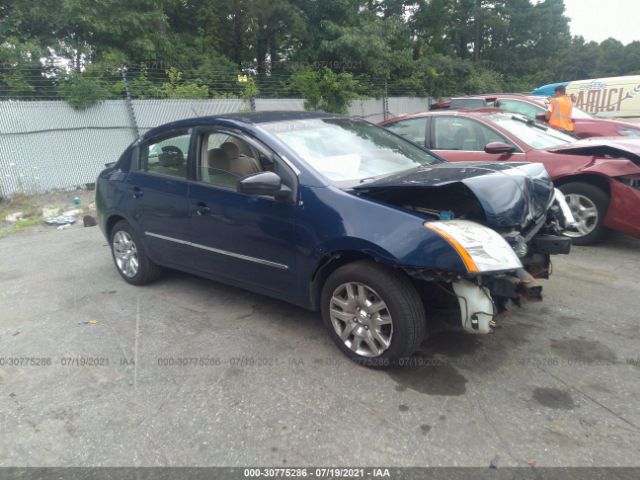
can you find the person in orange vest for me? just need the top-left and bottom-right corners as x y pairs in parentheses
(545, 85), (575, 132)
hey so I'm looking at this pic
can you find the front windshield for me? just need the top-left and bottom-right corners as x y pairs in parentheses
(262, 118), (440, 184)
(484, 113), (575, 149)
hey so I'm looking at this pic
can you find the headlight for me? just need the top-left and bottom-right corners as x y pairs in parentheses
(425, 220), (523, 273)
(617, 128), (640, 137)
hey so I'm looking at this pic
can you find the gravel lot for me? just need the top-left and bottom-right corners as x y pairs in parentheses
(1, 226), (639, 467)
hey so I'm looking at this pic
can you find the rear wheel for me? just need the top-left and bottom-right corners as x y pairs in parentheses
(320, 260), (426, 368)
(559, 182), (609, 245)
(110, 220), (162, 285)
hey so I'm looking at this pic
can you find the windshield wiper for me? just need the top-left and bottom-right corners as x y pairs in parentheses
(510, 115), (549, 131)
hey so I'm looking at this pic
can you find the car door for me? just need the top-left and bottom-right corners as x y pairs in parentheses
(186, 127), (298, 298)
(124, 129), (192, 266)
(428, 115), (525, 162)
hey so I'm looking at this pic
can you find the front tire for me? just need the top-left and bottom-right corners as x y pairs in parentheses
(110, 220), (162, 285)
(559, 182), (609, 245)
(320, 260), (426, 368)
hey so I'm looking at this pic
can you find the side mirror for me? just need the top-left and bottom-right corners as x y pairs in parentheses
(484, 142), (515, 155)
(237, 171), (291, 200)
(535, 113), (547, 122)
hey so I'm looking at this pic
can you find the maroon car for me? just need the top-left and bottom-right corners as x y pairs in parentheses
(380, 110), (640, 245)
(430, 94), (640, 139)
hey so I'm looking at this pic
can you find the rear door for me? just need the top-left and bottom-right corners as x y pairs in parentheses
(124, 130), (192, 266)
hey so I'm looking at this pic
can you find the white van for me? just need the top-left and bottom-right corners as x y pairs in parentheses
(532, 75), (640, 120)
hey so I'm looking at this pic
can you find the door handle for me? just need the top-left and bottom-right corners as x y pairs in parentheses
(195, 201), (211, 216)
(129, 186), (143, 199)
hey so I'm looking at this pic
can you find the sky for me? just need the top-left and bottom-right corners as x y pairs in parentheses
(563, 0), (640, 45)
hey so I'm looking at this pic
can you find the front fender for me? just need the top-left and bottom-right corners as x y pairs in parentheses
(297, 185), (467, 275)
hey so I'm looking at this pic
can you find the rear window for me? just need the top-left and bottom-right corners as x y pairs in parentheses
(450, 98), (492, 110)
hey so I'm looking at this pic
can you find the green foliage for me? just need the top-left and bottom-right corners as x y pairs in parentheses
(154, 68), (209, 99)
(464, 68), (505, 95)
(292, 68), (360, 114)
(240, 76), (259, 101)
(3, 0), (640, 102)
(57, 74), (110, 109)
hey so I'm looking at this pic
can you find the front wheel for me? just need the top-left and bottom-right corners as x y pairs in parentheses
(559, 182), (609, 246)
(110, 220), (162, 285)
(320, 260), (426, 368)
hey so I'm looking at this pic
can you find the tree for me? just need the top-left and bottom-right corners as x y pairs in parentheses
(153, 68), (209, 99)
(291, 67), (360, 113)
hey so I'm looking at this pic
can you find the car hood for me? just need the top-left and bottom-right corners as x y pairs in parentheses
(574, 117), (640, 130)
(548, 138), (640, 166)
(353, 162), (554, 230)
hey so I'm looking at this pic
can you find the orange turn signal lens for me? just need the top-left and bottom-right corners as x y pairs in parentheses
(424, 223), (479, 273)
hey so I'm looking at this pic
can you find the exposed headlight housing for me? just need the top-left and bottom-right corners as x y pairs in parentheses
(425, 220), (523, 274)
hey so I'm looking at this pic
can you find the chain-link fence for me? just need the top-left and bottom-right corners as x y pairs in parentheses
(0, 66), (433, 196)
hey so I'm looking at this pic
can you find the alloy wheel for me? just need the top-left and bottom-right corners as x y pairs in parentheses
(564, 193), (599, 238)
(329, 282), (393, 357)
(113, 230), (139, 278)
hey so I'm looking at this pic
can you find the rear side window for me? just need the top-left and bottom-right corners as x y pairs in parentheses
(139, 132), (191, 179)
(450, 98), (491, 110)
(385, 118), (427, 145)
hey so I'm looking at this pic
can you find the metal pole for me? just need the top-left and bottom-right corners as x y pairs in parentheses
(120, 65), (140, 140)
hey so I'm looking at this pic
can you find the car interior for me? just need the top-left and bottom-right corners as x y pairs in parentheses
(200, 133), (264, 189)
(143, 133), (191, 178)
(433, 117), (506, 151)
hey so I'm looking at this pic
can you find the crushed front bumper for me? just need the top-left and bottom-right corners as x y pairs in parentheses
(502, 188), (573, 279)
(451, 268), (543, 334)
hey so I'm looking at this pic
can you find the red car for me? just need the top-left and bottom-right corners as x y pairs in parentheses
(430, 94), (640, 139)
(380, 110), (640, 245)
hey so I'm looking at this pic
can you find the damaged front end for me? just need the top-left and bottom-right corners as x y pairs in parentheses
(402, 220), (548, 335)
(354, 161), (575, 334)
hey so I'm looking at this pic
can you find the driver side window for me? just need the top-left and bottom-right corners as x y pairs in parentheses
(140, 132), (191, 179)
(198, 132), (263, 189)
(432, 116), (511, 151)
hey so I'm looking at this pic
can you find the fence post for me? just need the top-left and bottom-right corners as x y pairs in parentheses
(383, 80), (389, 121)
(120, 65), (140, 140)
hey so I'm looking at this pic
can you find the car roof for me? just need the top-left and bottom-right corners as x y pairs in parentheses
(452, 93), (539, 100)
(141, 110), (343, 141)
(210, 110), (338, 124)
(383, 108), (504, 123)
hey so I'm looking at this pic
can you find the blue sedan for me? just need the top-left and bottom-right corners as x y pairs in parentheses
(96, 111), (572, 367)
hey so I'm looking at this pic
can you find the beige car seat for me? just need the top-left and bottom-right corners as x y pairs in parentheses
(220, 142), (261, 177)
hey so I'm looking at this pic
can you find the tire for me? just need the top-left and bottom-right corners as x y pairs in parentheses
(110, 220), (162, 285)
(559, 182), (609, 246)
(320, 260), (426, 368)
